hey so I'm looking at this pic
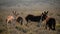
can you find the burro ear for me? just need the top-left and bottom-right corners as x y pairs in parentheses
(46, 11), (48, 14)
(42, 12), (43, 14)
(12, 11), (15, 14)
(12, 11), (17, 16)
(41, 13), (44, 16)
(12, 10), (19, 16)
(44, 11), (46, 14)
(12, 11), (16, 14)
(44, 11), (48, 14)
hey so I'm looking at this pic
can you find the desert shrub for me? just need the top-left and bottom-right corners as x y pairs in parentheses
(56, 24), (60, 28)
(36, 24), (40, 27)
(22, 29), (28, 33)
(0, 30), (3, 33)
(0, 16), (3, 22)
(15, 26), (28, 33)
(56, 24), (60, 32)
(0, 18), (3, 22)
(29, 33), (32, 34)
(15, 26), (22, 31)
(0, 29), (3, 33)
(57, 14), (60, 16)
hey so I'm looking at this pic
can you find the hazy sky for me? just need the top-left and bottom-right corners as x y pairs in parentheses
(0, 0), (60, 11)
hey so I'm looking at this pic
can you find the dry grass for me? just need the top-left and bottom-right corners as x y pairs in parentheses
(0, 10), (60, 34)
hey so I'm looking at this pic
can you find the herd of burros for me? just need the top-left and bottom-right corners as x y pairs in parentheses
(6, 11), (56, 31)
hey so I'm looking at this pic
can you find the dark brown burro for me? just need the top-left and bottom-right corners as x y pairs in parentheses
(45, 17), (56, 30)
(25, 11), (48, 26)
(25, 11), (56, 31)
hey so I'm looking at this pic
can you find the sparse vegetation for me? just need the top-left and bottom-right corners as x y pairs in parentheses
(15, 26), (22, 31)
(0, 29), (6, 34)
(29, 33), (32, 34)
(15, 26), (28, 33)
(0, 29), (3, 33)
(0, 9), (60, 34)
(0, 17), (3, 22)
(56, 24), (60, 28)
(57, 14), (60, 16)
(56, 24), (60, 34)
(22, 29), (28, 33)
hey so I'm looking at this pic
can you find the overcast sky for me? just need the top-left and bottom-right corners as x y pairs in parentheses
(0, 0), (60, 11)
